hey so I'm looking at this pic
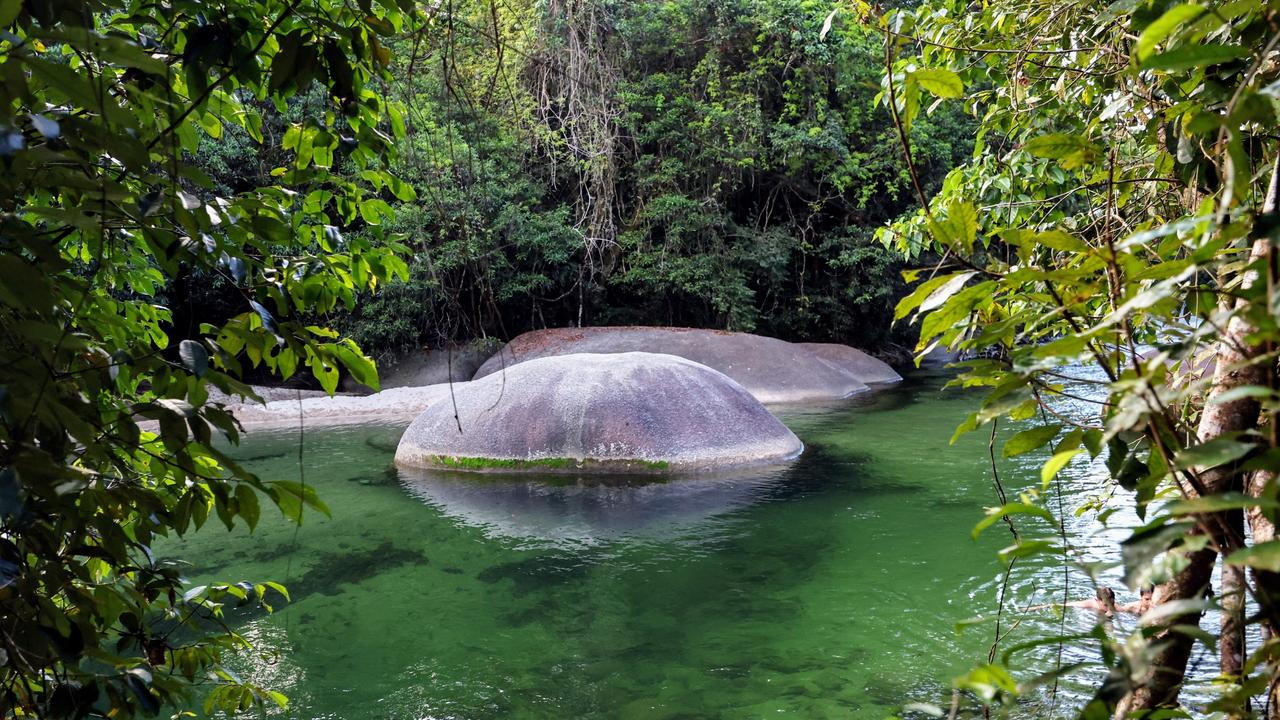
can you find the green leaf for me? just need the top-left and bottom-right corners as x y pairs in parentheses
(235, 483), (260, 531)
(954, 663), (1017, 703)
(919, 270), (977, 316)
(262, 581), (291, 603)
(947, 201), (978, 249)
(1226, 541), (1280, 573)
(1167, 492), (1280, 516)
(126, 673), (160, 716)
(1208, 386), (1277, 405)
(909, 68), (964, 98)
(1024, 133), (1101, 169)
(1041, 448), (1082, 487)
(1034, 230), (1088, 253)
(1121, 520), (1195, 587)
(1135, 4), (1206, 60)
(895, 271), (974, 320)
(0, 0), (20, 27)
(998, 540), (1059, 562)
(270, 480), (331, 521)
(269, 31), (304, 92)
(178, 340), (209, 377)
(972, 502), (1054, 539)
(309, 352), (339, 394)
(1174, 435), (1255, 470)
(1024, 134), (1087, 159)
(1142, 43), (1248, 71)
(1003, 424), (1061, 458)
(333, 341), (379, 392)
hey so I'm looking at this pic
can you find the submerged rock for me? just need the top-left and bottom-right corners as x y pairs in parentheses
(795, 342), (902, 384)
(395, 352), (803, 472)
(471, 327), (868, 403)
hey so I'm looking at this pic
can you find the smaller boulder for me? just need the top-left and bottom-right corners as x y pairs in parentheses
(796, 343), (902, 384)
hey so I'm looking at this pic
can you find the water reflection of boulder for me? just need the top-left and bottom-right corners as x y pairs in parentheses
(397, 465), (790, 546)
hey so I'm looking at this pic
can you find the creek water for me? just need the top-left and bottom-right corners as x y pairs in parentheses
(167, 366), (1185, 719)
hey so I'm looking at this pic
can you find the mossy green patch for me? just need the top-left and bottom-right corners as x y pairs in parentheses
(428, 455), (671, 472)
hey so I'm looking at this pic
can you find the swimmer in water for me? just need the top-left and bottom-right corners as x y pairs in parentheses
(1026, 587), (1119, 617)
(1116, 586), (1154, 615)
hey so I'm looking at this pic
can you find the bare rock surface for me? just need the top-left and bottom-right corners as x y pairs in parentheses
(396, 352), (803, 472)
(796, 342), (902, 384)
(472, 327), (867, 403)
(230, 383), (464, 428)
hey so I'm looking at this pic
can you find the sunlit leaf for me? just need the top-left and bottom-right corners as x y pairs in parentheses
(1142, 43), (1248, 71)
(1226, 541), (1280, 573)
(1003, 424), (1061, 458)
(1174, 435), (1256, 470)
(909, 68), (964, 98)
(1135, 4), (1206, 60)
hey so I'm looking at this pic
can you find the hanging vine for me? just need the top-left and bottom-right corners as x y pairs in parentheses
(528, 0), (622, 322)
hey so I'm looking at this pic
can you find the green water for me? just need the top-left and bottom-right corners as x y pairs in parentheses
(168, 369), (1133, 719)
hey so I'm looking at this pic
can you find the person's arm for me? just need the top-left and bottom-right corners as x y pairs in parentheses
(1025, 599), (1095, 611)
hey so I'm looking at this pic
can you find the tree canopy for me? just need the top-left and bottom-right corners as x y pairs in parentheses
(0, 0), (412, 714)
(877, 0), (1280, 715)
(11, 0), (1280, 716)
(190, 0), (973, 359)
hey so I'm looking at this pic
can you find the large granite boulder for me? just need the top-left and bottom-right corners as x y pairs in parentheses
(395, 352), (803, 472)
(471, 327), (868, 403)
(795, 342), (902, 384)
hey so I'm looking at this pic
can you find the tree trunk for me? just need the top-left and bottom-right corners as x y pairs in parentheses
(1115, 156), (1279, 717)
(1114, 546), (1217, 716)
(1220, 507), (1248, 716)
(1250, 469), (1280, 719)
(1115, 299), (1267, 716)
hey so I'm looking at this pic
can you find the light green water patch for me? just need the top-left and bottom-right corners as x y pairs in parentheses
(165, 368), (1048, 719)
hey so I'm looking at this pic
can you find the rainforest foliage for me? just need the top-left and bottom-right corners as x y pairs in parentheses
(0, 0), (411, 715)
(17, 0), (1280, 717)
(877, 0), (1280, 716)
(195, 0), (973, 358)
(0, 1), (959, 716)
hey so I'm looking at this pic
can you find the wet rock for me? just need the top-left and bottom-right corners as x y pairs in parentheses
(396, 352), (804, 472)
(472, 327), (868, 403)
(795, 342), (902, 385)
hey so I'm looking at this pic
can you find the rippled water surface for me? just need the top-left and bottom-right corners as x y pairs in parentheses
(167, 367), (1169, 719)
